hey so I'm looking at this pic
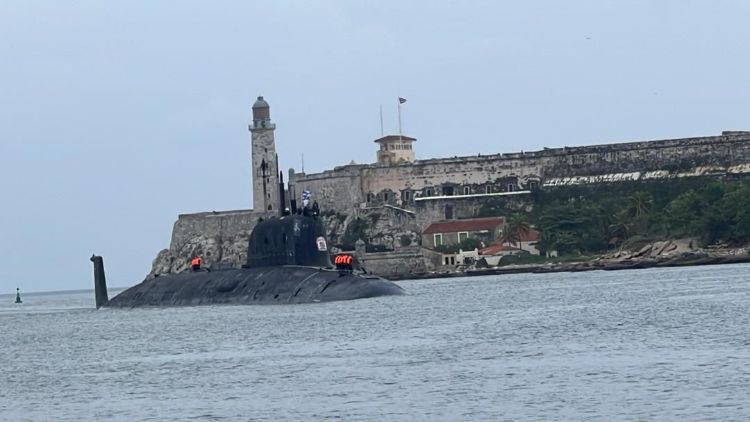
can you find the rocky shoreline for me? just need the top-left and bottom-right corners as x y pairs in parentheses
(388, 240), (750, 281)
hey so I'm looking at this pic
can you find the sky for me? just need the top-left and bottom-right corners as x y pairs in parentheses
(1, 0), (749, 293)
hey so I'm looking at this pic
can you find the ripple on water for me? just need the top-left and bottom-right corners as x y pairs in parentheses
(2, 264), (750, 421)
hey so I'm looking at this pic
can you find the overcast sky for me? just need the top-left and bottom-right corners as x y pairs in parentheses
(1, 0), (748, 293)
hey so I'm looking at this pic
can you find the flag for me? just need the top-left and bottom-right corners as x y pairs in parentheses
(301, 189), (311, 207)
(398, 97), (407, 104)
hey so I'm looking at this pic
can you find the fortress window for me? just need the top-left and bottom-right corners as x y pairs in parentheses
(402, 190), (411, 202)
(463, 186), (470, 195)
(367, 193), (374, 202)
(383, 192), (389, 202)
(442, 186), (454, 196)
(529, 181), (539, 190)
(486, 185), (492, 194)
(426, 188), (433, 196)
(507, 184), (516, 192)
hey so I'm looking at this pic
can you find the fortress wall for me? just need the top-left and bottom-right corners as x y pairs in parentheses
(355, 246), (431, 277)
(293, 166), (364, 212)
(541, 134), (750, 176)
(296, 133), (750, 211)
(361, 157), (545, 194)
(413, 194), (531, 231)
(170, 209), (259, 251)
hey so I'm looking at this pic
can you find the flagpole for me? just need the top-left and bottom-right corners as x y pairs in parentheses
(379, 105), (384, 137)
(397, 98), (403, 141)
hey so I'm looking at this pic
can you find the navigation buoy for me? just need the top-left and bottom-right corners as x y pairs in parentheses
(15, 288), (22, 304)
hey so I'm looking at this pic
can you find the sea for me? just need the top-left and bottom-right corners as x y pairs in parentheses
(2, 264), (749, 421)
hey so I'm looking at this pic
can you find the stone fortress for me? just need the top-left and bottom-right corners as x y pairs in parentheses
(147, 96), (750, 278)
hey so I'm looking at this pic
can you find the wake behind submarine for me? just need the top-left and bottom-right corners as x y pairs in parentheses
(91, 191), (404, 308)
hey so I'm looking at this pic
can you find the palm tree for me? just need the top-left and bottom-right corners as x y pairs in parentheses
(625, 192), (653, 236)
(608, 210), (632, 243)
(501, 214), (531, 251)
(628, 192), (653, 219)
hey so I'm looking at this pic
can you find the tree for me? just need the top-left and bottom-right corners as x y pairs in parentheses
(627, 192), (653, 219)
(501, 213), (531, 251)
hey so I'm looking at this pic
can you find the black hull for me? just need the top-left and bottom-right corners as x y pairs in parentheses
(105, 266), (404, 308)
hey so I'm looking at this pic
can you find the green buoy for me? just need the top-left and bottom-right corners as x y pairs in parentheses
(15, 288), (22, 304)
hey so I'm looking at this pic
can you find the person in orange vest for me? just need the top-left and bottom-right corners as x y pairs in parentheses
(190, 256), (202, 272)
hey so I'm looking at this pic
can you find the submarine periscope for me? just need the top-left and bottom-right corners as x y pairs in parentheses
(91, 172), (404, 308)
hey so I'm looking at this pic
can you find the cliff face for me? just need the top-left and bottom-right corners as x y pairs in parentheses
(147, 205), (422, 279)
(147, 210), (259, 278)
(148, 232), (250, 277)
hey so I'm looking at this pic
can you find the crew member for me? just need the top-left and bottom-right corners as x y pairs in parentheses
(191, 256), (202, 272)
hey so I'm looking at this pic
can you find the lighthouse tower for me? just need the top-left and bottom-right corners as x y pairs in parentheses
(249, 96), (279, 212)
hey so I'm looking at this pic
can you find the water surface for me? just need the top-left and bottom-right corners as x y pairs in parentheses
(2, 264), (749, 421)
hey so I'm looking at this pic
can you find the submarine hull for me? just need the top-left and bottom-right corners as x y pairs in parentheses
(105, 266), (404, 308)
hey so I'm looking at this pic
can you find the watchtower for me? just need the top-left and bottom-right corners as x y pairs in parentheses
(374, 135), (417, 165)
(249, 96), (279, 212)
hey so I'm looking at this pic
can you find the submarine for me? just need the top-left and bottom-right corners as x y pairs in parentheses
(91, 193), (404, 308)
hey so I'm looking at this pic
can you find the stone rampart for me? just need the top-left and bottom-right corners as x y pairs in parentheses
(294, 132), (750, 213)
(354, 246), (435, 278)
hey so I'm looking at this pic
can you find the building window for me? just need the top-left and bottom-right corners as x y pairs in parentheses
(434, 234), (443, 247)
(402, 190), (411, 202)
(507, 184), (516, 192)
(486, 185), (492, 194)
(383, 192), (389, 202)
(458, 232), (469, 243)
(445, 205), (454, 219)
(390, 144), (395, 150)
(442, 186), (454, 196)
(463, 186), (470, 195)
(529, 181), (539, 190)
(426, 188), (433, 197)
(367, 193), (374, 202)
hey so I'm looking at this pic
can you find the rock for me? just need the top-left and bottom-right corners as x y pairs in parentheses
(652, 241), (672, 256)
(634, 244), (652, 257)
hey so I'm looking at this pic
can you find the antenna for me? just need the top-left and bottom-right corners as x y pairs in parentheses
(379, 105), (384, 137)
(301, 153), (305, 173)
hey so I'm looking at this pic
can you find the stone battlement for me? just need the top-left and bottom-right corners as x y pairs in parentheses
(293, 131), (750, 214)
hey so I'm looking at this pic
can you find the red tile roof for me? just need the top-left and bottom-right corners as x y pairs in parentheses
(478, 229), (540, 255)
(517, 228), (539, 242)
(422, 217), (504, 235)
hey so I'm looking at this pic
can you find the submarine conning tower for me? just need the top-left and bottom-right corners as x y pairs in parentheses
(245, 213), (333, 269)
